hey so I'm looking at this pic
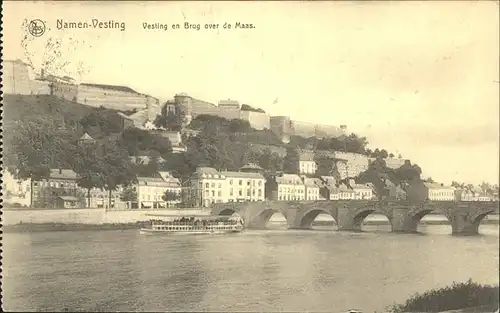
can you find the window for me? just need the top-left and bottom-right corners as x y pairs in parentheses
(211, 191), (215, 197)
(239, 190), (243, 196)
(230, 189), (233, 196)
(205, 183), (209, 188)
(247, 190), (250, 196)
(247, 180), (251, 186)
(205, 190), (209, 196)
(239, 180), (243, 185)
(230, 180), (233, 185)
(211, 183), (215, 188)
(218, 191), (222, 197)
(258, 189), (262, 196)
(252, 189), (256, 196)
(218, 183), (221, 188)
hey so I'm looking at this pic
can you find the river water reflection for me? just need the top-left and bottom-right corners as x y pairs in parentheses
(3, 224), (499, 312)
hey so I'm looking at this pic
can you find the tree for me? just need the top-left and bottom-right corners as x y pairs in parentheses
(379, 149), (389, 159)
(120, 187), (137, 202)
(79, 111), (122, 136)
(314, 154), (336, 176)
(69, 141), (106, 207)
(240, 104), (266, 113)
(389, 153), (395, 158)
(162, 190), (181, 202)
(425, 177), (435, 183)
(4, 117), (75, 181)
(154, 103), (186, 131)
(119, 127), (172, 155)
(101, 139), (138, 208)
(283, 146), (300, 174)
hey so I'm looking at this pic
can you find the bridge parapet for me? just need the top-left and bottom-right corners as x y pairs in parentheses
(210, 200), (498, 234)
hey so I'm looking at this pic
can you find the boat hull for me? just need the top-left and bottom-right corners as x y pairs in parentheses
(139, 228), (243, 235)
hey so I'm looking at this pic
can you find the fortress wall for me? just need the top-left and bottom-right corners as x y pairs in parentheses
(51, 81), (78, 100)
(315, 124), (345, 138)
(385, 158), (407, 169)
(239, 111), (271, 130)
(2, 61), (32, 94)
(291, 120), (317, 138)
(76, 85), (148, 111)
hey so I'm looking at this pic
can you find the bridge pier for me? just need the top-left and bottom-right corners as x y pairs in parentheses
(449, 211), (481, 236)
(336, 206), (362, 232)
(391, 207), (418, 233)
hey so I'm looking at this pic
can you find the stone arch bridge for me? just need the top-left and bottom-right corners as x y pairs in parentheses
(212, 200), (499, 235)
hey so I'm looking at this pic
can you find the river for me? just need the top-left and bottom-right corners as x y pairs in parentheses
(2, 219), (499, 312)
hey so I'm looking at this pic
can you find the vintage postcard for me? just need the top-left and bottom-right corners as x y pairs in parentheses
(1, 1), (499, 312)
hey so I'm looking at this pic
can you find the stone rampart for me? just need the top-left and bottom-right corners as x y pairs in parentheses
(2, 208), (211, 225)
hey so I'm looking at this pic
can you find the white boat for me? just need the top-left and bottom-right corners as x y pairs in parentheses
(140, 214), (244, 235)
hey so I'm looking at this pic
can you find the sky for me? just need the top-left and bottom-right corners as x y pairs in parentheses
(3, 1), (499, 185)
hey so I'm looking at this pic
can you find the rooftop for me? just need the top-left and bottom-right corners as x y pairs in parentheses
(240, 163), (264, 171)
(79, 133), (94, 141)
(424, 182), (454, 189)
(220, 171), (265, 179)
(276, 174), (303, 184)
(80, 83), (138, 94)
(298, 150), (315, 161)
(49, 169), (78, 180)
(57, 196), (80, 201)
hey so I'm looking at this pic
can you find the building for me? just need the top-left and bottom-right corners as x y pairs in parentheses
(87, 187), (124, 209)
(136, 172), (181, 209)
(297, 150), (317, 175)
(381, 179), (407, 201)
(78, 133), (95, 144)
(218, 99), (240, 109)
(3, 59), (51, 95)
(189, 167), (266, 207)
(351, 183), (375, 200)
(406, 181), (457, 202)
(385, 157), (408, 169)
(266, 174), (305, 201)
(270, 116), (346, 143)
(222, 171), (266, 204)
(457, 187), (492, 202)
(129, 155), (166, 165)
(31, 169), (83, 208)
(77, 83), (155, 111)
(55, 196), (82, 209)
(327, 184), (357, 200)
(2, 59), (34, 94)
(303, 177), (322, 201)
(333, 152), (373, 179)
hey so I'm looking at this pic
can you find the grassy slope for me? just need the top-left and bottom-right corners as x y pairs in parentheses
(3, 94), (121, 124)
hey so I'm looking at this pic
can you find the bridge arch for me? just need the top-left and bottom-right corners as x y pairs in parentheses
(348, 206), (393, 232)
(297, 208), (337, 229)
(470, 210), (495, 234)
(404, 206), (453, 233)
(250, 207), (289, 229)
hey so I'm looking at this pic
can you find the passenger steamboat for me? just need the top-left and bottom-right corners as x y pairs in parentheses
(139, 214), (244, 235)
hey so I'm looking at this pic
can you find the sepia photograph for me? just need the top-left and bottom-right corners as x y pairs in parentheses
(1, 1), (499, 312)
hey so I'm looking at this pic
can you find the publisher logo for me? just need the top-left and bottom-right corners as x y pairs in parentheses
(28, 19), (46, 37)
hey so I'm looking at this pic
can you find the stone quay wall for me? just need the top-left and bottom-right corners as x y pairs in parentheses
(2, 207), (211, 226)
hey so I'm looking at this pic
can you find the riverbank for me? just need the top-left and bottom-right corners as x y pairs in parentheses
(2, 222), (148, 233)
(388, 279), (499, 313)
